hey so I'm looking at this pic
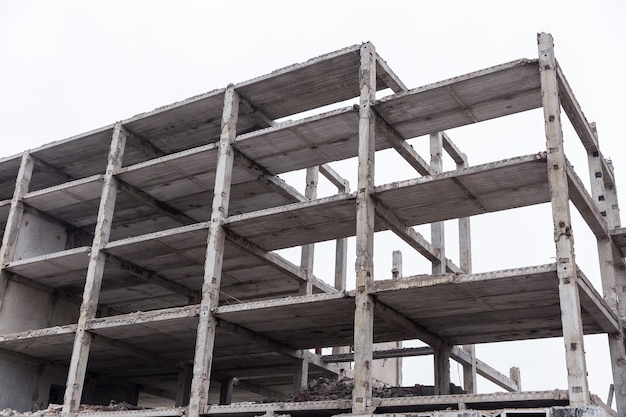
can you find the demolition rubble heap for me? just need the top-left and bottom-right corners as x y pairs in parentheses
(0, 34), (624, 417)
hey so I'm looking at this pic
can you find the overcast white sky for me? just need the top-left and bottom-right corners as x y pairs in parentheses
(1, 0), (625, 406)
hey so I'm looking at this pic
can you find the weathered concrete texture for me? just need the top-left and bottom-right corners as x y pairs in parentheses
(0, 35), (622, 416)
(551, 406), (614, 416)
(13, 212), (68, 261)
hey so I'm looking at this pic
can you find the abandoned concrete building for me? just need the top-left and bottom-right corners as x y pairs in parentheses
(0, 33), (624, 417)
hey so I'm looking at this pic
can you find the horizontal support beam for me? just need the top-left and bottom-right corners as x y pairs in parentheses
(372, 198), (461, 273)
(322, 346), (433, 362)
(103, 252), (199, 301)
(450, 346), (519, 392)
(233, 149), (306, 203)
(577, 270), (621, 333)
(116, 179), (197, 226)
(373, 110), (431, 176)
(216, 318), (342, 375)
(233, 378), (287, 401)
(224, 229), (336, 294)
(237, 93), (275, 128)
(556, 63), (614, 188)
(372, 297), (442, 348)
(566, 163), (609, 239)
(90, 332), (184, 369)
(441, 132), (467, 166)
(375, 52), (408, 93)
(319, 164), (350, 192)
(124, 128), (168, 160)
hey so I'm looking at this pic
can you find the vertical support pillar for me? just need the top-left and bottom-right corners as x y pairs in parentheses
(430, 132), (449, 393)
(335, 180), (350, 292)
(390, 251), (403, 386)
(434, 343), (451, 395)
(175, 364), (193, 407)
(538, 32), (590, 407)
(462, 345), (477, 394)
(586, 127), (626, 413)
(293, 166), (319, 393)
(352, 42), (376, 414)
(0, 151), (34, 312)
(335, 236), (348, 291)
(188, 86), (240, 417)
(299, 166), (319, 295)
(219, 377), (234, 405)
(457, 154), (477, 393)
(292, 359), (309, 396)
(63, 123), (127, 416)
(430, 132), (446, 275)
(332, 180), (349, 362)
(510, 367), (522, 391)
(391, 250), (402, 280)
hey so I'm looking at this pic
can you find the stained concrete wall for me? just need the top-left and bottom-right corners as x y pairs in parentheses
(14, 212), (68, 261)
(372, 341), (402, 386)
(0, 211), (80, 411)
(0, 350), (68, 411)
(0, 280), (79, 333)
(0, 280), (80, 411)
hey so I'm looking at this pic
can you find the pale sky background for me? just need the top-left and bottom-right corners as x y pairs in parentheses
(1, 0), (625, 407)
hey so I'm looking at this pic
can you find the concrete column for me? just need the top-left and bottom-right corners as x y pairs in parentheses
(0, 151), (34, 312)
(175, 364), (192, 407)
(219, 377), (234, 405)
(434, 343), (451, 395)
(293, 359), (309, 396)
(352, 42), (376, 414)
(430, 132), (446, 275)
(334, 179), (349, 292)
(457, 152), (476, 393)
(392, 250), (402, 280)
(293, 166), (319, 393)
(299, 166), (318, 295)
(462, 345), (477, 394)
(538, 32), (590, 406)
(586, 128), (626, 413)
(63, 123), (127, 416)
(188, 86), (240, 417)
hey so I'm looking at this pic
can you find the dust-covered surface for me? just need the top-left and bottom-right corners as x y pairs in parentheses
(288, 376), (465, 402)
(1, 401), (148, 416)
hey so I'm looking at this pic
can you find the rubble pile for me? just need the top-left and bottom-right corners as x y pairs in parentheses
(289, 377), (465, 402)
(1, 402), (145, 416)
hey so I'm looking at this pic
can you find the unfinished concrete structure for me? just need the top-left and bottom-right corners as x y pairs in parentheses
(0, 33), (624, 417)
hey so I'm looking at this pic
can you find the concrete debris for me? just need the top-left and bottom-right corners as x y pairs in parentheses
(1, 401), (145, 416)
(288, 377), (465, 402)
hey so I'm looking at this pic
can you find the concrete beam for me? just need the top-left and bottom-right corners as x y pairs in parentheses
(373, 110), (431, 176)
(556, 64), (614, 188)
(372, 297), (442, 348)
(103, 252), (199, 302)
(90, 332), (183, 369)
(215, 318), (340, 375)
(375, 52), (408, 93)
(319, 164), (349, 192)
(441, 132), (467, 166)
(116, 179), (197, 226)
(233, 149), (306, 203)
(372, 198), (461, 273)
(224, 229), (336, 295)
